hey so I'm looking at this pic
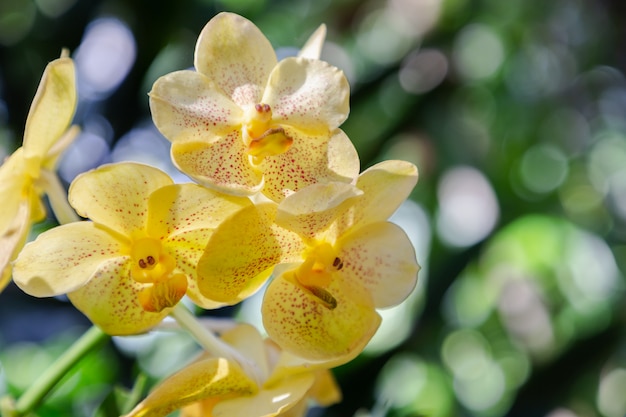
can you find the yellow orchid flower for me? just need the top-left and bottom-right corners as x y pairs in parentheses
(0, 53), (79, 292)
(149, 12), (359, 202)
(125, 324), (341, 417)
(197, 160), (420, 363)
(12, 162), (252, 335)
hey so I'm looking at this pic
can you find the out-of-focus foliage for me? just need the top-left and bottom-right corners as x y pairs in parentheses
(2, 0), (626, 416)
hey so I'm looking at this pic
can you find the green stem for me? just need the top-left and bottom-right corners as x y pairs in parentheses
(169, 304), (265, 384)
(12, 326), (110, 417)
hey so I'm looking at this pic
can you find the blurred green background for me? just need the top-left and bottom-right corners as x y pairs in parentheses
(2, 0), (626, 416)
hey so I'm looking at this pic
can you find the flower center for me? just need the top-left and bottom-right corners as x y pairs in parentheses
(243, 103), (293, 164)
(130, 237), (187, 312)
(294, 242), (343, 309)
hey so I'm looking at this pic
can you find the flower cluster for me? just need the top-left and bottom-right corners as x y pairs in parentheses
(5, 12), (419, 417)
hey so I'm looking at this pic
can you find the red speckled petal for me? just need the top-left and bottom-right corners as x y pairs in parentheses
(262, 268), (381, 363)
(68, 255), (171, 335)
(194, 12), (276, 107)
(12, 221), (126, 297)
(263, 58), (350, 135)
(171, 132), (263, 196)
(69, 162), (173, 237)
(338, 221), (419, 308)
(196, 203), (304, 305)
(261, 128), (359, 202)
(149, 70), (242, 143)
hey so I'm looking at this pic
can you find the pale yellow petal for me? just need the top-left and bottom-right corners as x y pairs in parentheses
(276, 182), (362, 239)
(0, 149), (29, 236)
(338, 222), (419, 308)
(263, 58), (349, 135)
(194, 12), (276, 107)
(261, 128), (359, 202)
(68, 256), (171, 335)
(298, 24), (326, 60)
(213, 372), (315, 417)
(220, 324), (270, 381)
(23, 56), (76, 159)
(338, 160), (418, 233)
(307, 369), (342, 406)
(262, 269), (381, 363)
(149, 70), (242, 142)
(196, 203), (303, 304)
(12, 221), (125, 297)
(69, 162), (173, 237)
(125, 357), (257, 417)
(0, 198), (30, 292)
(171, 132), (263, 196)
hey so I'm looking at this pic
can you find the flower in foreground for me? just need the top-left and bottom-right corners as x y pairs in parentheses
(149, 12), (359, 202)
(197, 160), (420, 362)
(0, 53), (79, 292)
(125, 324), (341, 417)
(12, 162), (251, 334)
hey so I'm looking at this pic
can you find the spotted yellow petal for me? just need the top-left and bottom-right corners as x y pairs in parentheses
(68, 256), (171, 335)
(149, 70), (242, 142)
(194, 12), (276, 107)
(171, 132), (263, 196)
(196, 203), (303, 304)
(298, 24), (326, 60)
(338, 222), (419, 308)
(262, 268), (381, 362)
(261, 128), (359, 202)
(0, 198), (30, 292)
(263, 58), (349, 136)
(276, 182), (362, 239)
(69, 162), (173, 237)
(12, 221), (126, 297)
(125, 357), (257, 417)
(23, 56), (76, 160)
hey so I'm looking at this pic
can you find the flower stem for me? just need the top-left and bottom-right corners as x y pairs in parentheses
(12, 326), (109, 417)
(169, 304), (265, 384)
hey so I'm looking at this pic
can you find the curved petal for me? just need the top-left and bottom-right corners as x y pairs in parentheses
(147, 183), (252, 238)
(262, 269), (381, 363)
(338, 222), (419, 308)
(213, 372), (315, 417)
(171, 133), (263, 196)
(125, 357), (257, 417)
(194, 12), (276, 107)
(196, 203), (303, 304)
(149, 70), (242, 142)
(276, 182), (362, 239)
(23, 56), (76, 159)
(337, 160), (418, 233)
(69, 162), (173, 237)
(12, 221), (126, 297)
(0, 149), (29, 236)
(0, 198), (31, 292)
(261, 128), (359, 202)
(68, 256), (171, 335)
(263, 58), (349, 135)
(298, 24), (326, 60)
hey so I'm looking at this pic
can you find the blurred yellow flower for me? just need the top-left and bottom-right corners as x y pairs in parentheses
(126, 324), (341, 417)
(149, 12), (359, 202)
(0, 53), (79, 292)
(12, 162), (251, 334)
(198, 160), (420, 363)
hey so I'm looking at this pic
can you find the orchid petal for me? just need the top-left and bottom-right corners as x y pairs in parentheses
(68, 255), (171, 335)
(12, 221), (126, 297)
(262, 268), (381, 363)
(263, 58), (349, 135)
(23, 56), (76, 160)
(0, 199), (30, 292)
(69, 162), (173, 237)
(276, 182), (362, 239)
(220, 324), (270, 382)
(298, 24), (326, 60)
(194, 12), (276, 107)
(196, 203), (303, 304)
(338, 222), (419, 308)
(0, 150), (29, 236)
(171, 132), (263, 196)
(149, 70), (242, 142)
(125, 357), (257, 417)
(261, 128), (359, 202)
